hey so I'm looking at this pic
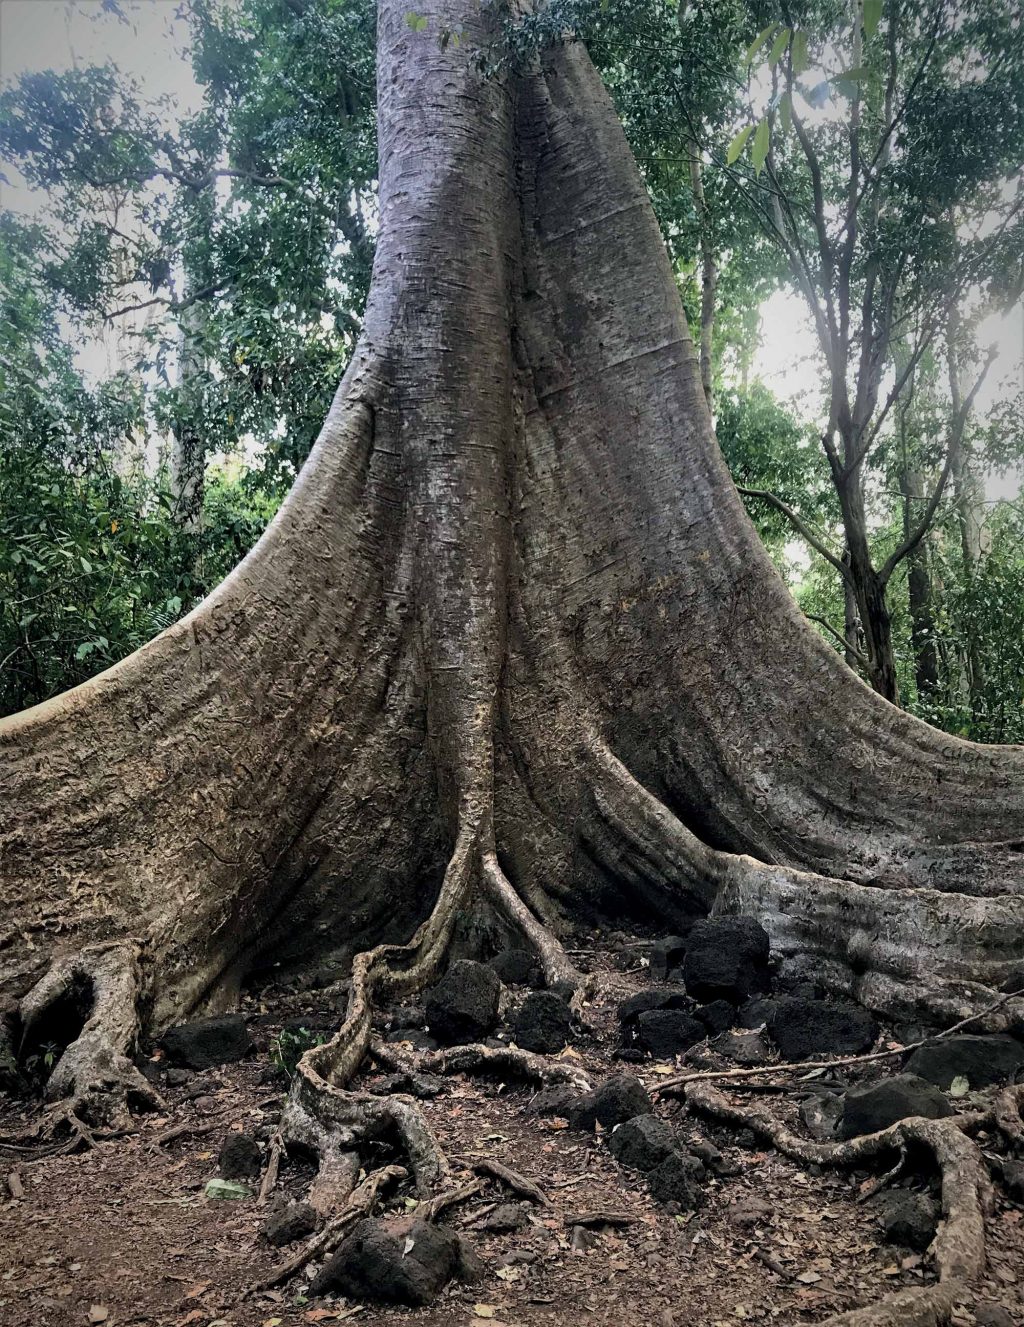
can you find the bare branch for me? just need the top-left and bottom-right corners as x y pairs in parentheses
(880, 348), (997, 585)
(806, 613), (870, 667)
(736, 487), (847, 576)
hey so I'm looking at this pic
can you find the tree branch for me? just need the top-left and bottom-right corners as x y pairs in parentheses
(806, 613), (870, 666)
(879, 348), (997, 585)
(736, 487), (847, 576)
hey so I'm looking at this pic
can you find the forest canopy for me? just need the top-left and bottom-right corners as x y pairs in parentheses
(1, 0), (1023, 734)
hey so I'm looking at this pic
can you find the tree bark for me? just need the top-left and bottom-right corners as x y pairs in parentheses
(898, 464), (940, 700)
(2, 0), (1024, 1128)
(688, 144), (717, 416)
(169, 293), (207, 536)
(947, 304), (990, 715)
(838, 470), (901, 703)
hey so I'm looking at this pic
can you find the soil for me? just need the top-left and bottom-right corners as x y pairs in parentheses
(1, 934), (1022, 1327)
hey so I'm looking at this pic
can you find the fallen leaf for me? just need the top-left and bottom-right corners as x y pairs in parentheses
(261, 1319), (283, 1326)
(473, 1305), (497, 1318)
(184, 1283), (210, 1300)
(796, 1271), (821, 1285)
(949, 1075), (970, 1099)
(305, 1311), (338, 1322)
(88, 1308), (109, 1325)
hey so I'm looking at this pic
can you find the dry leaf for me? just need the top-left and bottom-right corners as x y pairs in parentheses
(796, 1271), (821, 1284)
(184, 1283), (210, 1300)
(473, 1305), (497, 1318)
(88, 1308), (109, 1325)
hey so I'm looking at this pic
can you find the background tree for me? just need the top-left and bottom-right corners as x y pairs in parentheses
(2, 0), (1023, 741)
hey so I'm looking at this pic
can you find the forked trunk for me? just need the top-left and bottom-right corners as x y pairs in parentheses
(2, 0), (1024, 1084)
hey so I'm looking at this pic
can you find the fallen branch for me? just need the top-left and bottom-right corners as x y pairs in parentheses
(657, 985), (1024, 1093)
(148, 1112), (234, 1150)
(258, 1130), (285, 1204)
(422, 1177), (486, 1222)
(751, 1247), (791, 1280)
(471, 1157), (550, 1206)
(564, 1209), (637, 1228)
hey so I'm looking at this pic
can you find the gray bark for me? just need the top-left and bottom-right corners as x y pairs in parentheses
(2, 0), (1023, 1096)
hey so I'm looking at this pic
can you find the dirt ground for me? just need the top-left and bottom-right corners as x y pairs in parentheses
(1, 936), (1022, 1327)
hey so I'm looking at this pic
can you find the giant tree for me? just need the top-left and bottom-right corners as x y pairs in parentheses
(2, 2), (1023, 1322)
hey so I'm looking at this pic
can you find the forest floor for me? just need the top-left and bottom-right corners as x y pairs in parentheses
(1, 932), (1022, 1327)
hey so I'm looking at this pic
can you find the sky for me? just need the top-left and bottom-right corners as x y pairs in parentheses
(2, 0), (1022, 502)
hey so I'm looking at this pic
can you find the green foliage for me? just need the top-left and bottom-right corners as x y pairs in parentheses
(1, 0), (1022, 750)
(270, 1025), (328, 1079)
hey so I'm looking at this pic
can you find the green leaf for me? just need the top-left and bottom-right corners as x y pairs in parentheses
(767, 27), (792, 69)
(404, 10), (428, 31)
(726, 124), (755, 165)
(863, 0), (883, 38)
(778, 91), (793, 135)
(835, 65), (872, 81)
(79, 555), (92, 573)
(949, 1075), (970, 1099)
(743, 24), (776, 67)
(751, 118), (771, 175)
(791, 30), (810, 76)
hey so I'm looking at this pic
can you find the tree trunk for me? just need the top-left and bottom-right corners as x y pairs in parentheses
(947, 300), (990, 716)
(169, 295), (206, 536)
(841, 545), (862, 673)
(688, 145), (717, 416)
(898, 465), (939, 700)
(2, 0), (1023, 1155)
(839, 477), (901, 703)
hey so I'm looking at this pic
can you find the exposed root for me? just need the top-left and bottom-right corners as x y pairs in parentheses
(817, 1284), (955, 1327)
(685, 1080), (988, 1325)
(255, 1163), (408, 1290)
(278, 810), (595, 1216)
(411, 1041), (590, 1091)
(481, 851), (582, 992)
(148, 1112), (234, 1151)
(564, 1210), (637, 1228)
(992, 1083), (1024, 1148)
(18, 941), (161, 1133)
(585, 736), (1024, 1029)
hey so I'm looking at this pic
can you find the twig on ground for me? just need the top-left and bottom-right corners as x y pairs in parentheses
(856, 1145), (907, 1204)
(470, 1157), (551, 1206)
(258, 1130), (285, 1204)
(423, 1177), (486, 1221)
(564, 1209), (637, 1228)
(752, 1247), (791, 1279)
(148, 1112), (234, 1149)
